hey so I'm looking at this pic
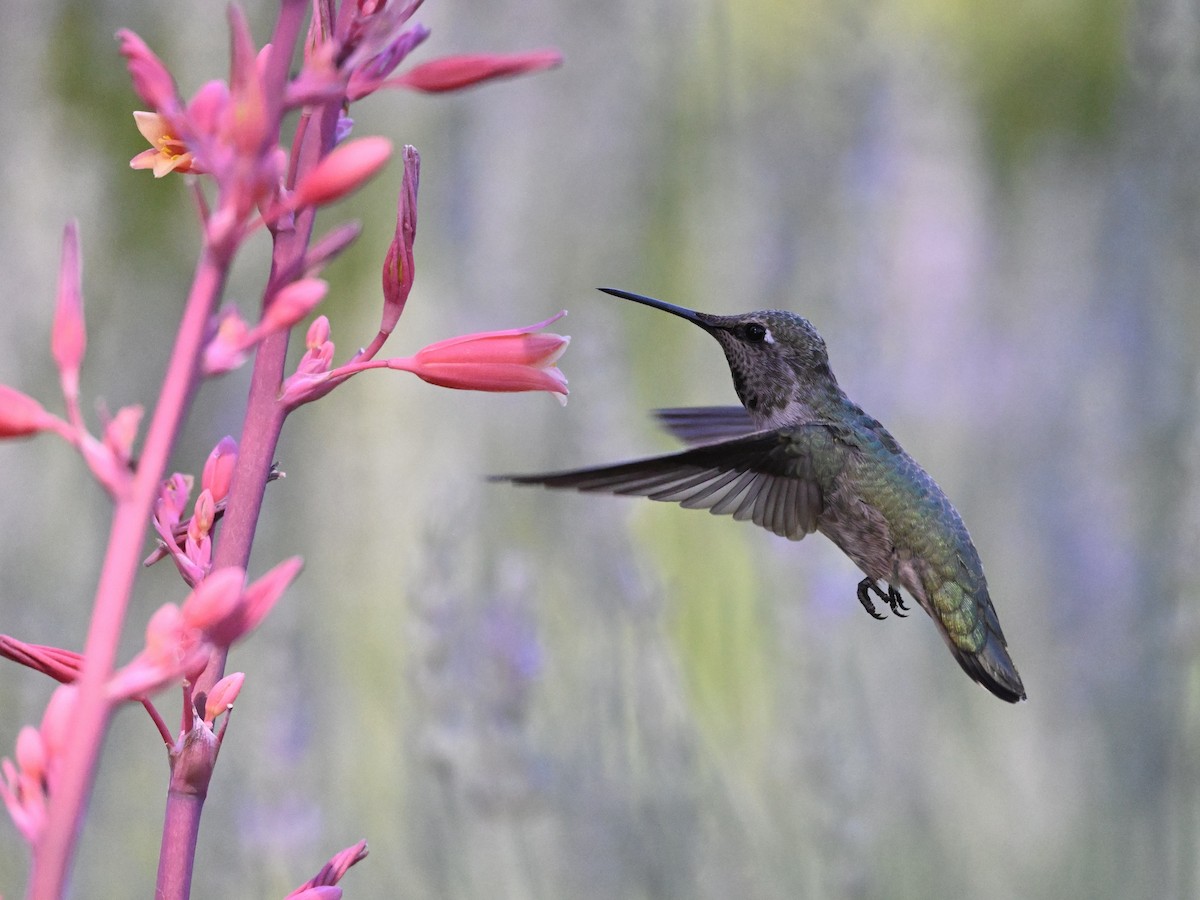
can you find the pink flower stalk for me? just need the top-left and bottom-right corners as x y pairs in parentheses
(390, 50), (562, 93)
(51, 221), (85, 418)
(289, 137), (393, 209)
(389, 312), (570, 401)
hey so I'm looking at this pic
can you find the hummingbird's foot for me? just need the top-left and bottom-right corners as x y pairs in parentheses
(856, 578), (889, 620)
(886, 586), (909, 617)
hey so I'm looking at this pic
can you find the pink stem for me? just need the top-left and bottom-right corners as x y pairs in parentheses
(29, 246), (228, 899)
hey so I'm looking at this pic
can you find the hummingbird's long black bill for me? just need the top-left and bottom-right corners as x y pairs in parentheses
(597, 288), (711, 327)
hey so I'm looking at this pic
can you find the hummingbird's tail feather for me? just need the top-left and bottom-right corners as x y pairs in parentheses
(949, 636), (1026, 703)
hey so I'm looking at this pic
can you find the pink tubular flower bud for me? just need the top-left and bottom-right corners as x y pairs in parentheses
(201, 436), (238, 504)
(103, 404), (143, 468)
(227, 556), (303, 643)
(306, 315), (331, 351)
(286, 839), (369, 897)
(392, 50), (562, 93)
(291, 137), (393, 209)
(117, 29), (180, 114)
(14, 727), (45, 784)
(203, 307), (251, 376)
(187, 489), (216, 545)
(388, 312), (570, 402)
(39, 685), (79, 766)
(224, 4), (268, 157)
(51, 221), (85, 406)
(181, 566), (246, 641)
(0, 385), (55, 438)
(261, 278), (329, 334)
(204, 671), (245, 724)
(305, 222), (363, 275)
(380, 145), (419, 337)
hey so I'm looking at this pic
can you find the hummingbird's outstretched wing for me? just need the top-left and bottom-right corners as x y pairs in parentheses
(653, 406), (757, 445)
(498, 428), (829, 540)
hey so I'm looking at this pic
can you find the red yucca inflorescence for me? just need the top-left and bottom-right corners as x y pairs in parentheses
(0, 3), (564, 897)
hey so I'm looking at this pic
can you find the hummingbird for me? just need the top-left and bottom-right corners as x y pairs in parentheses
(499, 289), (1025, 703)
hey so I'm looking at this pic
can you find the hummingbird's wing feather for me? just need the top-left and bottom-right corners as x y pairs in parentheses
(653, 406), (758, 445)
(499, 430), (827, 540)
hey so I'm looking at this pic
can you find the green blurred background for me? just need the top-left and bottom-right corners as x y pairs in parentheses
(2, 0), (1198, 896)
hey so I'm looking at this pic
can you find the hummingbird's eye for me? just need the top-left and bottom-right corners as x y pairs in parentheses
(744, 322), (768, 344)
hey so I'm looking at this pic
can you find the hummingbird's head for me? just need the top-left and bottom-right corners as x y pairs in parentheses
(599, 289), (840, 426)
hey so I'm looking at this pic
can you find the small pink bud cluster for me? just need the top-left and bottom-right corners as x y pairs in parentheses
(147, 436), (240, 584)
(0, 686), (77, 845)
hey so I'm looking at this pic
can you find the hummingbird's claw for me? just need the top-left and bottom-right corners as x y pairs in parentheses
(886, 586), (909, 617)
(856, 578), (889, 620)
